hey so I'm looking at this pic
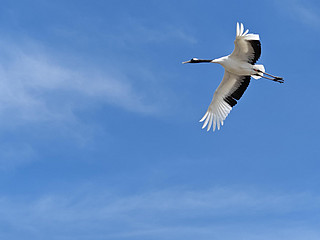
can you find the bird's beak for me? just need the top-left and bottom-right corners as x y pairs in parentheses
(182, 60), (191, 64)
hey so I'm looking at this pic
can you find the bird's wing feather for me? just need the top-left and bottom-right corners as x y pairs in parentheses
(230, 22), (261, 64)
(200, 70), (250, 131)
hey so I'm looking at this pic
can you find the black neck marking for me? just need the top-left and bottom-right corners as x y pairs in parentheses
(191, 59), (213, 63)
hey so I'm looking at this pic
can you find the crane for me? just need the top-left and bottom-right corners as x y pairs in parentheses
(183, 22), (283, 132)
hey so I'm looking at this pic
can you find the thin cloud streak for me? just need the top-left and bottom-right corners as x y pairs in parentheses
(276, 0), (320, 29)
(100, 16), (197, 47)
(0, 40), (160, 126)
(1, 186), (320, 239)
(292, 3), (320, 27)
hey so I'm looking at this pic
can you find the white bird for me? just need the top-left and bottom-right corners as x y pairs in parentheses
(183, 22), (283, 132)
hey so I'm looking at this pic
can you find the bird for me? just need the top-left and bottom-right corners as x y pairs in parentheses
(183, 22), (283, 132)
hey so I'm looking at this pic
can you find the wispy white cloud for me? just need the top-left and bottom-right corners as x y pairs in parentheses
(125, 22), (198, 44)
(291, 3), (320, 27)
(276, 0), (320, 28)
(1, 186), (320, 239)
(295, 6), (320, 26)
(0, 40), (158, 124)
(0, 37), (169, 170)
(99, 16), (197, 47)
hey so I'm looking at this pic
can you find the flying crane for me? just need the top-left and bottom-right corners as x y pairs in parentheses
(183, 22), (283, 132)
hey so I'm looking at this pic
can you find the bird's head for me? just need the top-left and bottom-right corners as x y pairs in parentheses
(182, 58), (200, 64)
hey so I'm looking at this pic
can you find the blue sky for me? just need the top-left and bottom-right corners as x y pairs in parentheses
(0, 0), (320, 239)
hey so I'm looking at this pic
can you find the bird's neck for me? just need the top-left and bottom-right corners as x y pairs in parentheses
(196, 59), (213, 62)
(190, 57), (227, 64)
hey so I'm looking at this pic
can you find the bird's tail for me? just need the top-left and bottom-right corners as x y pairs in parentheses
(252, 64), (265, 79)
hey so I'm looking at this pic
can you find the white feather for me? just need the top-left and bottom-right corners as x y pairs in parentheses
(236, 22), (239, 36)
(240, 23), (244, 35)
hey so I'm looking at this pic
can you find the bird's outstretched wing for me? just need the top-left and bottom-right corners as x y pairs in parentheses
(200, 71), (250, 131)
(230, 22), (261, 64)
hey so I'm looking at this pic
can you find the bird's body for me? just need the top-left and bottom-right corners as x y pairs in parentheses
(213, 56), (255, 76)
(183, 23), (283, 132)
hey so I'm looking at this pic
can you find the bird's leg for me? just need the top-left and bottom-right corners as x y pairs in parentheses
(254, 69), (283, 80)
(254, 69), (284, 83)
(261, 75), (284, 83)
